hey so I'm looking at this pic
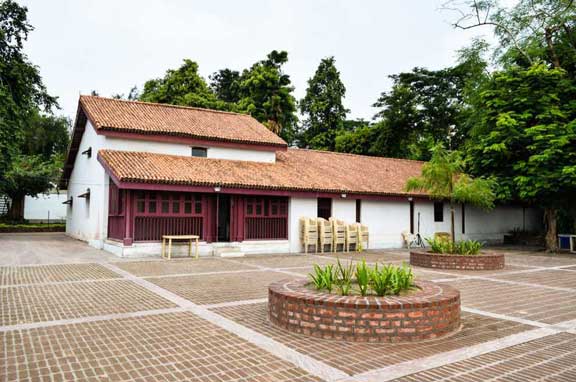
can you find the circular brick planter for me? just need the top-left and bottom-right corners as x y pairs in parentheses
(410, 250), (505, 270)
(268, 279), (460, 343)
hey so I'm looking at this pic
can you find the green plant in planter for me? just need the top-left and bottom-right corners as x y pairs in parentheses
(426, 237), (483, 255)
(309, 264), (336, 292)
(335, 259), (355, 296)
(389, 263), (414, 295)
(355, 259), (370, 296)
(369, 263), (392, 296)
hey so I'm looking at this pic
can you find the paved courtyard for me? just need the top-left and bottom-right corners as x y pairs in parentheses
(1, 235), (576, 381)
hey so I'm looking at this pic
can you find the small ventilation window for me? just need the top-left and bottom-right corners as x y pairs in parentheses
(191, 147), (207, 158)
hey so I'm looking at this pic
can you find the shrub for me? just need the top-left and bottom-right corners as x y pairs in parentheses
(369, 263), (392, 296)
(335, 259), (355, 296)
(309, 264), (335, 293)
(355, 259), (370, 296)
(389, 263), (414, 295)
(426, 237), (483, 255)
(309, 261), (416, 297)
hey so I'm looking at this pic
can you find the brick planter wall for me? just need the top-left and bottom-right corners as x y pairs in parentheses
(410, 250), (505, 270)
(268, 279), (460, 343)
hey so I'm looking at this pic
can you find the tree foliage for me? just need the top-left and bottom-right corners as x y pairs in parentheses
(0, 1), (65, 221)
(138, 51), (298, 143)
(236, 50), (298, 142)
(139, 59), (234, 111)
(299, 57), (349, 150)
(406, 144), (496, 242)
(466, 64), (576, 249)
(209, 69), (241, 103)
(0, 0), (57, 177)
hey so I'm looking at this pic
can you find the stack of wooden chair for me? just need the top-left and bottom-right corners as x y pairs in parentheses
(344, 224), (359, 252)
(300, 217), (319, 253)
(317, 218), (333, 253)
(357, 224), (369, 250)
(299, 216), (370, 254)
(330, 218), (347, 252)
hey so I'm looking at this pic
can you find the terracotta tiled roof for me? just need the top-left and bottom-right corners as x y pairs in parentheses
(79, 95), (287, 147)
(98, 149), (426, 196)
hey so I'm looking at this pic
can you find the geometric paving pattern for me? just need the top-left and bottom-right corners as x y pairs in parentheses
(0, 263), (120, 286)
(393, 333), (576, 382)
(1, 247), (576, 381)
(1, 311), (321, 382)
(0, 280), (176, 326)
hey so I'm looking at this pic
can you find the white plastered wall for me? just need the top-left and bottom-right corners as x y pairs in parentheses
(66, 121), (108, 248)
(332, 199), (356, 222)
(105, 136), (276, 162)
(24, 192), (67, 222)
(288, 197), (318, 253)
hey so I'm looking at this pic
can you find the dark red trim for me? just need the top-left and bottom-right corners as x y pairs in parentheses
(98, 129), (287, 152)
(112, 182), (428, 202)
(123, 190), (133, 246)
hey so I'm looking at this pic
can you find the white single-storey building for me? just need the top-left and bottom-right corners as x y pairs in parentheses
(60, 95), (541, 257)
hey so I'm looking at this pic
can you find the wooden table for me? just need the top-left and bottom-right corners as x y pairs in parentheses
(161, 235), (199, 260)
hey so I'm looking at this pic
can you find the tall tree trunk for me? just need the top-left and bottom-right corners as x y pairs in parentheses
(7, 195), (25, 221)
(545, 28), (562, 69)
(450, 202), (455, 243)
(543, 207), (558, 252)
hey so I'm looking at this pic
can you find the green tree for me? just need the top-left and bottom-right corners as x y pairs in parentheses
(370, 54), (486, 160)
(237, 50), (298, 143)
(406, 144), (496, 243)
(0, 1), (63, 221)
(445, 0), (576, 71)
(0, 0), (56, 177)
(0, 155), (59, 220)
(335, 122), (379, 155)
(466, 64), (576, 250)
(299, 57), (349, 150)
(139, 59), (234, 111)
(21, 113), (70, 161)
(210, 69), (241, 103)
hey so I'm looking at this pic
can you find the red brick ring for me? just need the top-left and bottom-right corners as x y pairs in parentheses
(410, 250), (505, 270)
(268, 279), (461, 343)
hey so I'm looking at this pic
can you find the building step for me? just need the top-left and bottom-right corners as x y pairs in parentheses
(214, 247), (245, 258)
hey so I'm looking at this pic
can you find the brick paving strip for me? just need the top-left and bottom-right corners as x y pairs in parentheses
(219, 257), (312, 278)
(0, 307), (187, 332)
(339, 327), (563, 382)
(98, 262), (349, 382)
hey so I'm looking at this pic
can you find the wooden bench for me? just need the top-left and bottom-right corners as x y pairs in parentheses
(161, 235), (199, 260)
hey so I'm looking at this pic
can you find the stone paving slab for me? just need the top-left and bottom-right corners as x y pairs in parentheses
(444, 279), (576, 324)
(504, 253), (576, 267)
(146, 270), (304, 305)
(392, 332), (576, 382)
(114, 257), (255, 277)
(0, 263), (121, 285)
(211, 303), (533, 375)
(316, 251), (410, 264)
(492, 269), (576, 290)
(412, 263), (534, 277)
(0, 280), (176, 326)
(0, 311), (321, 382)
(228, 255), (342, 269)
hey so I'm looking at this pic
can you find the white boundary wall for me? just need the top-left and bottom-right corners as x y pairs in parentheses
(24, 193), (67, 222)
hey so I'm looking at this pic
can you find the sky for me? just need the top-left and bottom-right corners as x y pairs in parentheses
(19, 0), (495, 122)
